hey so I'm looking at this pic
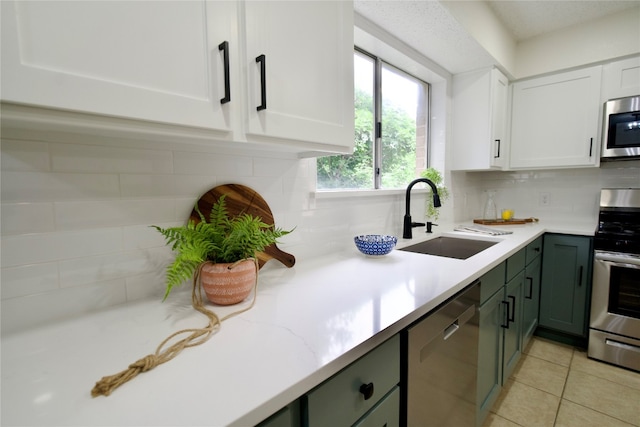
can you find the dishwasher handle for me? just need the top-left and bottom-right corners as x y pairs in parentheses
(419, 303), (476, 362)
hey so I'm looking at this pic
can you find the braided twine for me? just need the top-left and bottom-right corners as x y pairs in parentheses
(91, 259), (258, 397)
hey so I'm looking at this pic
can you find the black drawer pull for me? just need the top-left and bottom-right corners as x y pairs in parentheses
(501, 300), (510, 329)
(218, 41), (230, 104)
(508, 295), (516, 322)
(359, 382), (374, 400)
(256, 54), (266, 111)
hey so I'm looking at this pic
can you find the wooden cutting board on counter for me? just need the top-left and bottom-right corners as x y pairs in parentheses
(474, 218), (539, 225)
(190, 184), (295, 269)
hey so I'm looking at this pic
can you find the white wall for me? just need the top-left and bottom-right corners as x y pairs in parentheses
(516, 6), (640, 79)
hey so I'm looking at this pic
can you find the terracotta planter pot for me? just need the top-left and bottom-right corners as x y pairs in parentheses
(200, 260), (256, 305)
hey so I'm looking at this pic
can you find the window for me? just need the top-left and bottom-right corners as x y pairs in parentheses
(317, 48), (430, 190)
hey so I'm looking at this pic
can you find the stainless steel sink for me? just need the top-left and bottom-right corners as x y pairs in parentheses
(398, 236), (499, 260)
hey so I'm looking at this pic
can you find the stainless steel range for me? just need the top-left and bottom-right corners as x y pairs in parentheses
(589, 188), (640, 371)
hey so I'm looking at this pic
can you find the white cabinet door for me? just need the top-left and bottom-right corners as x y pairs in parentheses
(1, 0), (235, 133)
(451, 68), (509, 170)
(491, 69), (509, 169)
(510, 66), (602, 169)
(602, 56), (640, 102)
(242, 1), (354, 152)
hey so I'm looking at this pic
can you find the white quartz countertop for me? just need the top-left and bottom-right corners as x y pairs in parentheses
(1, 220), (596, 426)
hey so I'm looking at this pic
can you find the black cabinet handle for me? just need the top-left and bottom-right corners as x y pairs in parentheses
(218, 41), (230, 104)
(578, 266), (583, 287)
(494, 139), (501, 158)
(501, 300), (510, 329)
(256, 54), (266, 111)
(525, 277), (533, 299)
(589, 138), (593, 157)
(508, 295), (516, 322)
(359, 382), (374, 400)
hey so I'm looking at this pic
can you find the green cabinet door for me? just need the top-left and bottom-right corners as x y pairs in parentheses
(522, 255), (541, 349)
(540, 234), (593, 337)
(477, 287), (505, 426)
(502, 271), (524, 382)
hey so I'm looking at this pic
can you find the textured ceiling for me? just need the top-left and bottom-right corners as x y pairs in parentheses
(354, 0), (497, 74)
(354, 0), (640, 74)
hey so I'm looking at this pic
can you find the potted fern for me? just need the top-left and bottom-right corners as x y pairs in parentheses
(420, 167), (449, 222)
(153, 195), (292, 304)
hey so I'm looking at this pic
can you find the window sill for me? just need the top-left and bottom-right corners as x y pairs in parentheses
(314, 188), (430, 199)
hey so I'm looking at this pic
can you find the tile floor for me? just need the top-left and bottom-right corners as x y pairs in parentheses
(483, 337), (640, 427)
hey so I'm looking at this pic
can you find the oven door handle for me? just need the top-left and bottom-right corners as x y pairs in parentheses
(595, 251), (640, 268)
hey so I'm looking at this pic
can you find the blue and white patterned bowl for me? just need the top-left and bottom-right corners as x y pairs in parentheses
(354, 235), (398, 256)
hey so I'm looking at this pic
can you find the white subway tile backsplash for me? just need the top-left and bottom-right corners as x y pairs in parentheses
(1, 280), (127, 334)
(253, 157), (301, 178)
(173, 151), (253, 176)
(119, 174), (177, 197)
(2, 171), (120, 202)
(57, 247), (170, 288)
(1, 234), (62, 267)
(1, 202), (56, 235)
(122, 223), (175, 250)
(125, 271), (168, 301)
(1, 263), (59, 299)
(50, 143), (173, 173)
(54, 198), (176, 229)
(1, 228), (123, 267)
(2, 135), (639, 335)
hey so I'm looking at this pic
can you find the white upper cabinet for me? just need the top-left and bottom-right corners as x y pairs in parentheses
(1, 1), (354, 155)
(601, 55), (640, 102)
(509, 66), (602, 169)
(1, 1), (236, 135)
(242, 1), (354, 152)
(451, 68), (509, 171)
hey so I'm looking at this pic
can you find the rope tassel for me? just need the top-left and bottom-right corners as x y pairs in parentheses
(91, 259), (258, 397)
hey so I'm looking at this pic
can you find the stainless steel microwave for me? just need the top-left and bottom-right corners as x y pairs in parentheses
(601, 95), (640, 161)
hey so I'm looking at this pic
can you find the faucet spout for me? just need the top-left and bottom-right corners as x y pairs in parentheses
(403, 178), (441, 239)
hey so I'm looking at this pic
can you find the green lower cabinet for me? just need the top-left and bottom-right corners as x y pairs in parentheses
(304, 334), (400, 427)
(502, 271), (524, 381)
(257, 401), (301, 427)
(352, 386), (400, 427)
(522, 254), (541, 349)
(477, 284), (505, 426)
(477, 243), (537, 427)
(539, 234), (593, 341)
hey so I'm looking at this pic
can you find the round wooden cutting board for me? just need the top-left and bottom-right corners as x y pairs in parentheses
(189, 184), (295, 269)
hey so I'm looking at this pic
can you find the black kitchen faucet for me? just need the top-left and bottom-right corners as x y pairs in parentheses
(403, 178), (441, 239)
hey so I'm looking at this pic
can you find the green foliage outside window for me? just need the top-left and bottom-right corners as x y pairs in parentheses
(317, 87), (417, 189)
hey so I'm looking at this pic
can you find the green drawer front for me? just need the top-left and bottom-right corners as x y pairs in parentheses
(525, 236), (543, 265)
(352, 386), (400, 427)
(506, 248), (526, 282)
(480, 261), (506, 304)
(305, 335), (400, 427)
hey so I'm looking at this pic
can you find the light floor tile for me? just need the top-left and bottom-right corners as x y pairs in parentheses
(511, 354), (569, 397)
(571, 349), (640, 391)
(555, 399), (635, 427)
(563, 370), (640, 425)
(493, 339), (640, 426)
(482, 413), (522, 427)
(493, 380), (560, 427)
(524, 337), (574, 367)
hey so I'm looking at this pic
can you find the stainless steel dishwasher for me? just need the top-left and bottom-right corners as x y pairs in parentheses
(406, 282), (480, 427)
